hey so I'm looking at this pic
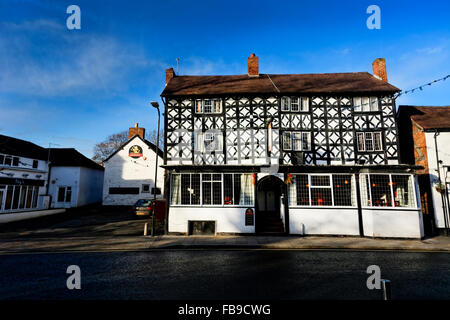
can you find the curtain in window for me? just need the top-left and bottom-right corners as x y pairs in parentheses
(240, 174), (254, 206)
(171, 174), (181, 205)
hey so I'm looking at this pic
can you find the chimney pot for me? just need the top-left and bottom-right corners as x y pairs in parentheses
(248, 53), (259, 77)
(372, 58), (388, 82)
(166, 68), (175, 85)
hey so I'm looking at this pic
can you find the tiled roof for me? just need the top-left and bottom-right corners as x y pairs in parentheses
(0, 134), (48, 160)
(398, 105), (450, 130)
(162, 72), (400, 96)
(48, 148), (104, 171)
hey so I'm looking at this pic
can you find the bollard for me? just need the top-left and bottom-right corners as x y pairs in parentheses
(381, 279), (391, 300)
(144, 223), (148, 236)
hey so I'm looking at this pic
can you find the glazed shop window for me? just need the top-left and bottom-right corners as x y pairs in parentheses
(288, 174), (356, 207)
(171, 173), (254, 206)
(359, 174), (416, 208)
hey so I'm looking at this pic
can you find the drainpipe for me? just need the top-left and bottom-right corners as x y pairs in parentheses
(434, 130), (449, 236)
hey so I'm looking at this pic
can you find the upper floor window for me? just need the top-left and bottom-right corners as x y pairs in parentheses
(281, 97), (309, 112)
(283, 131), (311, 151)
(353, 97), (378, 112)
(194, 131), (223, 153)
(356, 132), (383, 152)
(0, 155), (19, 167)
(196, 99), (222, 114)
(32, 160), (38, 169)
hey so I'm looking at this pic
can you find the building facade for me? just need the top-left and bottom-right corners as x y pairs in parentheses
(102, 124), (164, 206)
(162, 54), (424, 238)
(397, 105), (450, 235)
(48, 148), (104, 209)
(0, 135), (50, 214)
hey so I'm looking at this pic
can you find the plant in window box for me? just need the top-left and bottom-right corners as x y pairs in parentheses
(435, 182), (446, 194)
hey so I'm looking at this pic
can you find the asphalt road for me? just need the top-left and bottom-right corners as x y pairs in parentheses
(0, 250), (448, 300)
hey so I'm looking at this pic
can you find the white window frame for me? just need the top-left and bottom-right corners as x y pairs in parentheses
(170, 173), (255, 207)
(195, 132), (223, 153)
(283, 131), (311, 151)
(361, 173), (417, 209)
(353, 97), (379, 112)
(356, 131), (383, 152)
(281, 97), (309, 112)
(290, 174), (356, 208)
(195, 99), (222, 114)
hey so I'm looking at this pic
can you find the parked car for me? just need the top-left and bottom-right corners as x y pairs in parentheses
(132, 199), (153, 216)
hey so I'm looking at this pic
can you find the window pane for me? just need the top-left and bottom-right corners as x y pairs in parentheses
(19, 186), (26, 209)
(370, 97), (378, 111)
(292, 133), (302, 151)
(66, 187), (72, 203)
(311, 188), (332, 206)
(234, 174), (241, 205)
(196, 100), (202, 113)
(392, 175), (415, 208)
(357, 133), (365, 151)
(191, 174), (201, 205)
(213, 99), (221, 113)
(12, 186), (20, 209)
(5, 186), (13, 210)
(213, 182), (222, 205)
(295, 175), (310, 206)
(26, 187), (33, 208)
(181, 174), (191, 205)
(301, 97), (309, 111)
(4, 157), (12, 166)
(370, 175), (392, 207)
(353, 97), (362, 111)
(374, 132), (382, 151)
(12, 157), (19, 166)
(333, 175), (353, 206)
(281, 97), (289, 111)
(33, 160), (38, 169)
(311, 175), (330, 187)
(202, 181), (212, 205)
(283, 132), (292, 150)
(224, 174), (233, 205)
(365, 132), (373, 151)
(57, 187), (65, 202)
(32, 186), (39, 208)
(302, 132), (310, 151)
(359, 174), (370, 206)
(239, 174), (254, 206)
(204, 99), (212, 113)
(291, 97), (299, 111)
(171, 174), (181, 205)
(362, 97), (370, 111)
(0, 155), (4, 164)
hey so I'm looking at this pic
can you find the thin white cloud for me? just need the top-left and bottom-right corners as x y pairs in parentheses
(0, 19), (164, 97)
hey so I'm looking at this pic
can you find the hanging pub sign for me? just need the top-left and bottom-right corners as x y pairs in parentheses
(245, 208), (254, 226)
(128, 145), (143, 158)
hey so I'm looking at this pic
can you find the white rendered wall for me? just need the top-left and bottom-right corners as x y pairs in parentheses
(49, 166), (80, 208)
(77, 167), (104, 207)
(425, 131), (450, 229)
(102, 136), (164, 206)
(169, 207), (256, 234)
(289, 208), (360, 236)
(362, 208), (424, 238)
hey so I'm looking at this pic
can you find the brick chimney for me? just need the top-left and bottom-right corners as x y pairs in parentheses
(128, 123), (145, 140)
(372, 58), (388, 82)
(248, 53), (259, 77)
(166, 68), (175, 85)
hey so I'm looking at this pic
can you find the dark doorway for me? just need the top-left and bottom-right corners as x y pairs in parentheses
(256, 175), (286, 234)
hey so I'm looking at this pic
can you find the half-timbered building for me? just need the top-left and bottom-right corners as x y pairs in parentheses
(161, 54), (424, 238)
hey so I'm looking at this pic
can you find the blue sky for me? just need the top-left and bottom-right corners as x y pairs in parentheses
(0, 0), (449, 158)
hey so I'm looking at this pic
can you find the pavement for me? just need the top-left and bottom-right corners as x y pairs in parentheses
(0, 207), (449, 254)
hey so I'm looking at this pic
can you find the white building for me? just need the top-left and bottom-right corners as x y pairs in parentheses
(102, 124), (164, 206)
(48, 148), (104, 209)
(162, 54), (424, 238)
(0, 134), (50, 214)
(398, 106), (450, 236)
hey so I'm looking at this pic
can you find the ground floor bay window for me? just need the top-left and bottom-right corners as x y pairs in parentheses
(360, 174), (416, 208)
(170, 173), (254, 206)
(0, 184), (40, 213)
(288, 174), (357, 207)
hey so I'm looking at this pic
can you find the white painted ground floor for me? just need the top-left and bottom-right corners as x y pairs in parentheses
(167, 167), (425, 239)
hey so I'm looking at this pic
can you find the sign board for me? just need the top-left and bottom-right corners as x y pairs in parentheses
(128, 145), (143, 158)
